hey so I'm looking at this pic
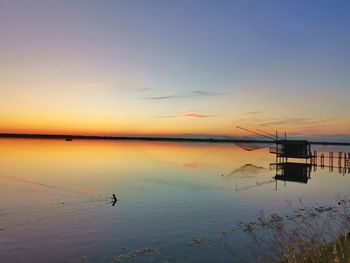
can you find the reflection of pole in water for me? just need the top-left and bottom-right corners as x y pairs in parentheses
(312, 150), (317, 166)
(329, 152), (333, 172)
(306, 151), (349, 174)
(345, 153), (349, 170)
(275, 178), (277, 191)
(321, 154), (324, 168)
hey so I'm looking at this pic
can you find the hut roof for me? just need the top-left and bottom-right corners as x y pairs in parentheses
(277, 140), (309, 145)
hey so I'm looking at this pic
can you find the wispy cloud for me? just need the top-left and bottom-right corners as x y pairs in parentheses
(135, 87), (150, 92)
(259, 118), (334, 127)
(243, 111), (263, 116)
(156, 112), (218, 118)
(183, 113), (217, 118)
(144, 90), (227, 100)
(147, 95), (175, 100)
(125, 87), (150, 93)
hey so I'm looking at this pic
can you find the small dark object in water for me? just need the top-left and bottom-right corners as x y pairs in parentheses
(112, 194), (118, 206)
(190, 236), (205, 245)
(65, 138), (73, 141)
(222, 174), (223, 176)
(338, 202), (341, 205)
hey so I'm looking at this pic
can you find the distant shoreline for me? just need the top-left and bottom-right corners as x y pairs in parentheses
(1, 133), (349, 146)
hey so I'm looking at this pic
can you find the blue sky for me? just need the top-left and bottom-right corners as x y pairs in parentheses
(0, 0), (349, 140)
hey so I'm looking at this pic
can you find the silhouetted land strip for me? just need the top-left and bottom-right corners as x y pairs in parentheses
(0, 133), (349, 146)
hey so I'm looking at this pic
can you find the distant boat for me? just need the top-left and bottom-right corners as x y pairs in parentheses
(65, 138), (73, 141)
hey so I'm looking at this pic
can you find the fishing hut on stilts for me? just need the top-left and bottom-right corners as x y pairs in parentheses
(236, 126), (350, 187)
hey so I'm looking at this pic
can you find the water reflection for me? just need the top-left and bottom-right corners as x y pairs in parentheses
(225, 164), (266, 179)
(273, 162), (311, 184)
(271, 152), (350, 189)
(0, 139), (349, 263)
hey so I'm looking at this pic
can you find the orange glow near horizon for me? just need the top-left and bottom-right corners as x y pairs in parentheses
(1, 1), (349, 141)
(0, 117), (348, 139)
(0, 138), (273, 173)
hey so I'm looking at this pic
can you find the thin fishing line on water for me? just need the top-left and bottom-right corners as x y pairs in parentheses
(0, 173), (106, 198)
(0, 173), (118, 232)
(0, 184), (91, 199)
(0, 173), (118, 210)
(9, 195), (110, 211)
(2, 201), (110, 232)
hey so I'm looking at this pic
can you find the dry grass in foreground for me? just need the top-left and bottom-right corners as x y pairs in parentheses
(238, 198), (350, 263)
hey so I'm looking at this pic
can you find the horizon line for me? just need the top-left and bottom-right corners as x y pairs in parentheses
(0, 133), (349, 146)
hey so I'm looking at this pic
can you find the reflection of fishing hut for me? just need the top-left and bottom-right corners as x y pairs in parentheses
(274, 162), (311, 184)
(270, 140), (313, 186)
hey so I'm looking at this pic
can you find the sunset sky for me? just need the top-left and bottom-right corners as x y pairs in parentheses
(1, 0), (349, 141)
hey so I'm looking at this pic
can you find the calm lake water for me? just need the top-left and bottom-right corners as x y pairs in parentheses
(0, 139), (349, 262)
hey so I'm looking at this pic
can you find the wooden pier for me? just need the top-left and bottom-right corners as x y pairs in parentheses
(311, 151), (350, 174)
(271, 140), (349, 186)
